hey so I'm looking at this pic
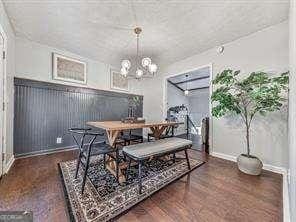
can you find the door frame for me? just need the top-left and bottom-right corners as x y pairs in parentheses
(0, 24), (7, 176)
(162, 63), (213, 153)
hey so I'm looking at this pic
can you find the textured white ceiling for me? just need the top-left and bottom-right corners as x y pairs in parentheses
(3, 0), (289, 67)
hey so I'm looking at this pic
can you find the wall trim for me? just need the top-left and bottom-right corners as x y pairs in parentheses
(283, 170), (291, 222)
(210, 151), (287, 174)
(0, 17), (8, 178)
(210, 151), (290, 222)
(14, 140), (106, 159)
(162, 63), (214, 153)
(14, 77), (143, 99)
(4, 155), (14, 174)
(15, 146), (78, 159)
(210, 151), (236, 162)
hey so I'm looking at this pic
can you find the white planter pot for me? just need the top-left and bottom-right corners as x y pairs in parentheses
(237, 154), (263, 175)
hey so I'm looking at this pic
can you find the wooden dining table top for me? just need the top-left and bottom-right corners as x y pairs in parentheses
(87, 120), (182, 131)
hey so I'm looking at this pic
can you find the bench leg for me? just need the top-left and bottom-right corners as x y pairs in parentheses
(123, 152), (127, 161)
(173, 153), (176, 163)
(138, 161), (143, 194)
(184, 149), (191, 170)
(126, 158), (132, 181)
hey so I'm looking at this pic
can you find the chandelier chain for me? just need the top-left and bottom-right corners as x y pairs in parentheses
(136, 33), (139, 69)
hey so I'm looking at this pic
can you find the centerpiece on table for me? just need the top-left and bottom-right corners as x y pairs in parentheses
(122, 95), (145, 123)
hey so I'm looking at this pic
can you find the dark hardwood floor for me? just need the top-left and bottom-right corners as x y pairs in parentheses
(0, 149), (282, 222)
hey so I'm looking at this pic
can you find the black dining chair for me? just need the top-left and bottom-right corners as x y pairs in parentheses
(69, 127), (119, 193)
(113, 130), (143, 163)
(120, 130), (143, 145)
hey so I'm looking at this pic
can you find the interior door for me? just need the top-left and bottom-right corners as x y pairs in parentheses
(0, 33), (4, 177)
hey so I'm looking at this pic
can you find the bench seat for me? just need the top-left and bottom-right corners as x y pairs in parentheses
(123, 137), (192, 160)
(123, 137), (192, 194)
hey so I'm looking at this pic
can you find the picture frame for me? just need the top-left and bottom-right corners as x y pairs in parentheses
(110, 69), (129, 92)
(52, 53), (87, 84)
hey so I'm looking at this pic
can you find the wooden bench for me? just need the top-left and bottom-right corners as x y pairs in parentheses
(122, 137), (192, 194)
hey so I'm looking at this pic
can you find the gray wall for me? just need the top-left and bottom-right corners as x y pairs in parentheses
(14, 78), (143, 157)
(188, 88), (209, 126)
(166, 82), (189, 135)
(15, 37), (142, 95)
(140, 21), (288, 168)
(167, 81), (189, 108)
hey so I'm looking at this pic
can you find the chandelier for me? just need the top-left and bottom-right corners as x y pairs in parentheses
(120, 27), (157, 79)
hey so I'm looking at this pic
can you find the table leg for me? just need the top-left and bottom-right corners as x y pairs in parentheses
(106, 130), (119, 147)
(105, 130), (126, 183)
(149, 126), (173, 161)
(149, 126), (168, 140)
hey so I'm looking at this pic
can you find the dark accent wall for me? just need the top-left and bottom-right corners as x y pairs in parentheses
(14, 78), (143, 157)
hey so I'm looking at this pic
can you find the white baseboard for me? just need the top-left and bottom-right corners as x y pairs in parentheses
(4, 155), (15, 174)
(210, 151), (290, 222)
(263, 163), (287, 175)
(210, 151), (236, 162)
(210, 151), (287, 174)
(15, 140), (108, 159)
(15, 146), (78, 159)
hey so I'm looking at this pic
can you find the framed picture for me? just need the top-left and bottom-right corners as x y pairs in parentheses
(110, 69), (129, 92)
(52, 53), (87, 84)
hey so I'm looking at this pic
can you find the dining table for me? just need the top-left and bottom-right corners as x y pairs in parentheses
(87, 120), (182, 183)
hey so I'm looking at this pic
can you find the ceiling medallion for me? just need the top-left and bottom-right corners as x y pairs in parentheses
(120, 27), (157, 79)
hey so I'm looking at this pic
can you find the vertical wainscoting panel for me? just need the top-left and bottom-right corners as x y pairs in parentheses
(14, 78), (143, 157)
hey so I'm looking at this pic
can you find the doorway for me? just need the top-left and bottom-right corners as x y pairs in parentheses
(165, 65), (211, 151)
(0, 29), (5, 177)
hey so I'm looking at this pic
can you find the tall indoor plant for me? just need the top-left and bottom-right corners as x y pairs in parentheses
(211, 69), (289, 175)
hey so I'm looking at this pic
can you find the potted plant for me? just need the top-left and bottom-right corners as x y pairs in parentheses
(211, 69), (289, 175)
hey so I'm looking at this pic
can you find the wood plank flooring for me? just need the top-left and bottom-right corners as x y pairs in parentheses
(0, 149), (282, 222)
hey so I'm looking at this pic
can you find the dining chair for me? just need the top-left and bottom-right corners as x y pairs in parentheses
(68, 127), (119, 194)
(120, 130), (143, 145)
(114, 130), (143, 162)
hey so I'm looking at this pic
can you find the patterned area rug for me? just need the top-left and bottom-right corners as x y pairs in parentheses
(59, 156), (204, 222)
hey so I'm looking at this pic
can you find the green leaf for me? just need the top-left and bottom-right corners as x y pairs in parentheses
(211, 69), (289, 120)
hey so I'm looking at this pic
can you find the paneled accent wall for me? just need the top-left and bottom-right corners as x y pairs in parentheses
(14, 78), (143, 157)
